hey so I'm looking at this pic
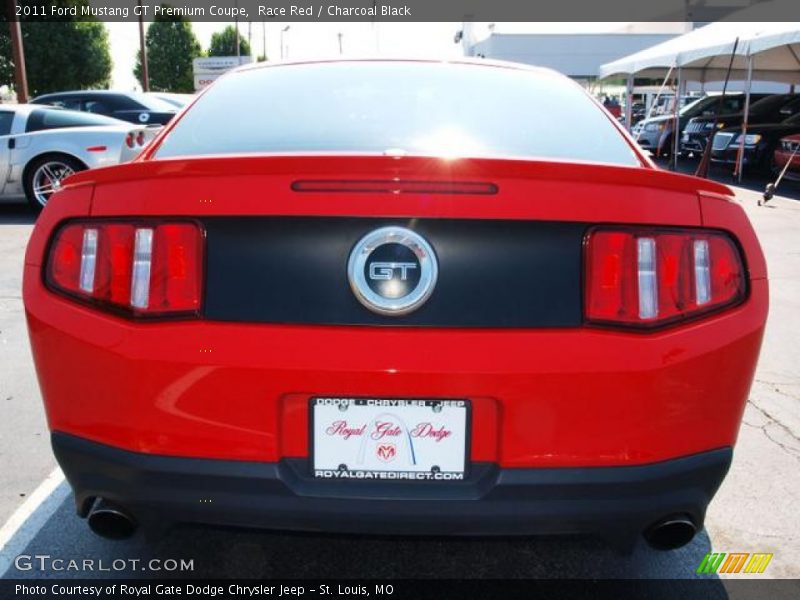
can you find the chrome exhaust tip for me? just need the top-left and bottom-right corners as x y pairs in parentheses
(643, 515), (697, 551)
(87, 498), (137, 540)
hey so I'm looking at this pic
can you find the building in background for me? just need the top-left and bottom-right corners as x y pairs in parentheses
(462, 26), (685, 87)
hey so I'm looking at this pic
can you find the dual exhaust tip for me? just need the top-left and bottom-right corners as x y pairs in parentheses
(85, 497), (698, 552)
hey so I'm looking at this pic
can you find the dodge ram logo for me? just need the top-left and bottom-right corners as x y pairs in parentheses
(348, 226), (438, 316)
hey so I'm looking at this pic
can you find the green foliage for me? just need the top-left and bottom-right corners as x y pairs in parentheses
(208, 25), (250, 57)
(133, 5), (202, 93)
(0, 27), (11, 88)
(1, 1), (112, 96)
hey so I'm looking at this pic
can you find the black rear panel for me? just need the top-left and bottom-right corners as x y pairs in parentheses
(203, 217), (585, 328)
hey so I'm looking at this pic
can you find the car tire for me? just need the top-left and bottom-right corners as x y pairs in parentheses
(23, 154), (86, 211)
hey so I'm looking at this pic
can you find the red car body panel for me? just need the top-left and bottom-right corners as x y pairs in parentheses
(24, 156), (767, 468)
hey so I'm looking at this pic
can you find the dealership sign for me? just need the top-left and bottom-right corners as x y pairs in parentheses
(193, 56), (252, 90)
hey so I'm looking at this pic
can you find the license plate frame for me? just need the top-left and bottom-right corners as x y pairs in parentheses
(309, 397), (471, 482)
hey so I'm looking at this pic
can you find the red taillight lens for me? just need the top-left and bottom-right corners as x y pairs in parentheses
(46, 220), (204, 318)
(125, 133), (135, 148)
(136, 131), (145, 146)
(585, 227), (746, 328)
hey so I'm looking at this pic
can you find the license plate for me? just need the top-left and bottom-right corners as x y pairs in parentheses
(311, 398), (469, 481)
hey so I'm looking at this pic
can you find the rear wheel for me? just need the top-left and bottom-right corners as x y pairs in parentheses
(23, 154), (86, 211)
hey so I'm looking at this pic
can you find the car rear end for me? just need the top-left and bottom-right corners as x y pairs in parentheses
(23, 60), (768, 550)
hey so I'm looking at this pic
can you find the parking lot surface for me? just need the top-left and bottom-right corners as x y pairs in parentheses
(0, 172), (798, 580)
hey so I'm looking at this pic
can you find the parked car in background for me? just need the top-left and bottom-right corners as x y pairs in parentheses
(710, 112), (800, 174)
(681, 93), (800, 155)
(31, 90), (178, 125)
(24, 59), (767, 553)
(0, 104), (157, 209)
(147, 92), (195, 108)
(633, 93), (769, 158)
(772, 133), (800, 181)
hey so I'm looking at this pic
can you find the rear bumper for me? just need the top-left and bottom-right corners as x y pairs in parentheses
(53, 432), (732, 538)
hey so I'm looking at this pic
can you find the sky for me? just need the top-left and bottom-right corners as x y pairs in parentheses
(106, 22), (687, 90)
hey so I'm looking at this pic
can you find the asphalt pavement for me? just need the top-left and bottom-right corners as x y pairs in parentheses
(0, 165), (798, 581)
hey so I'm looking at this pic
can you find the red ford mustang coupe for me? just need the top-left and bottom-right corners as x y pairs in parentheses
(23, 59), (768, 551)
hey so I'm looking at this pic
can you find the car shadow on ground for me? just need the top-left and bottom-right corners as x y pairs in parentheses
(4, 490), (727, 597)
(0, 203), (37, 226)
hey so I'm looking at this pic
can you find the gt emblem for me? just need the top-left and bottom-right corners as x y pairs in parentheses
(347, 226), (438, 316)
(369, 262), (418, 281)
(376, 444), (397, 463)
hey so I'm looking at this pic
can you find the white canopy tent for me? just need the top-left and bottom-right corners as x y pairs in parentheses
(599, 18), (800, 179)
(599, 22), (800, 84)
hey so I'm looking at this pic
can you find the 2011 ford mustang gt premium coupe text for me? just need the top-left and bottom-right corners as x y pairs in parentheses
(23, 59), (768, 551)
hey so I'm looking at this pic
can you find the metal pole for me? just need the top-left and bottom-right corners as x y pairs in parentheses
(337, 32), (343, 55)
(7, 0), (29, 102)
(672, 67), (682, 170)
(736, 55), (754, 183)
(262, 22), (266, 61)
(624, 74), (634, 132)
(137, 0), (149, 91)
(235, 0), (240, 59)
(280, 25), (290, 60)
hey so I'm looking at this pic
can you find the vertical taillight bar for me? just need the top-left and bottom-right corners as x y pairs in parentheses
(46, 220), (203, 318)
(585, 227), (746, 328)
(130, 228), (154, 309)
(78, 229), (98, 293)
(694, 240), (711, 306)
(636, 237), (658, 320)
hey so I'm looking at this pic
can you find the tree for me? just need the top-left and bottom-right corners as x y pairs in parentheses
(0, 27), (11, 90)
(208, 25), (250, 57)
(1, 1), (112, 96)
(133, 7), (202, 93)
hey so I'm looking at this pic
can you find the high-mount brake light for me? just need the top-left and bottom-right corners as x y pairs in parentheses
(291, 180), (498, 195)
(584, 227), (746, 328)
(46, 220), (204, 318)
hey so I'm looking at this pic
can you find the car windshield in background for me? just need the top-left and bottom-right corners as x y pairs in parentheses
(679, 97), (707, 116)
(128, 93), (178, 112)
(25, 108), (125, 132)
(154, 62), (640, 167)
(748, 94), (794, 115)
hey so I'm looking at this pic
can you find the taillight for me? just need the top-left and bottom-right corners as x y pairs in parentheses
(125, 133), (135, 148)
(46, 220), (204, 318)
(136, 131), (145, 146)
(585, 227), (746, 328)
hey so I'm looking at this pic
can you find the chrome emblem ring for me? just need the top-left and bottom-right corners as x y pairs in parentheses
(347, 226), (438, 316)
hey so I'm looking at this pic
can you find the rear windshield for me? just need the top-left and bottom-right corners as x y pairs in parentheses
(154, 62), (639, 166)
(26, 108), (123, 132)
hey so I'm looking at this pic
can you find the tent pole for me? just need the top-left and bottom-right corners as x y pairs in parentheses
(672, 67), (682, 171)
(625, 74), (634, 132)
(634, 65), (673, 143)
(736, 55), (754, 184)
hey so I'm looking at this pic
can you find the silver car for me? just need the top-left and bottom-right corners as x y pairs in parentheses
(0, 104), (157, 209)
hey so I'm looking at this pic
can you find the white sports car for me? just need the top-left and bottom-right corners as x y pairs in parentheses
(0, 104), (158, 209)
